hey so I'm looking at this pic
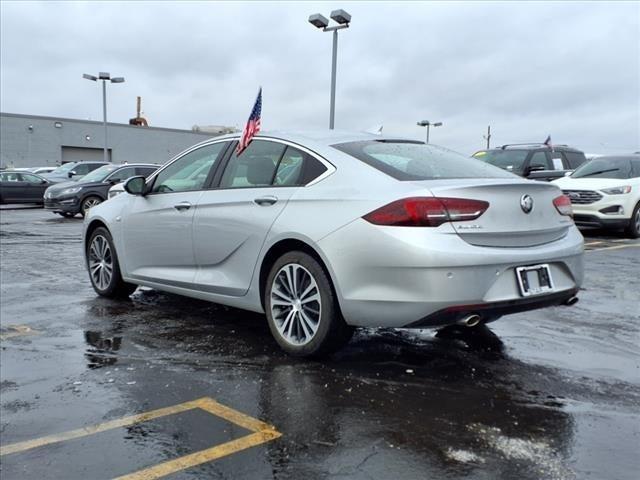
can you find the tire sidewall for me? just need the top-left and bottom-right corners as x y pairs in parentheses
(86, 227), (125, 297)
(628, 202), (640, 238)
(265, 251), (338, 357)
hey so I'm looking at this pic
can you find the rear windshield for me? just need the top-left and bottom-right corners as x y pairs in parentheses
(472, 150), (529, 173)
(333, 141), (514, 181)
(571, 157), (638, 179)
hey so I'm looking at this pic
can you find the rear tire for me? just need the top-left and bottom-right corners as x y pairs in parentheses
(626, 202), (640, 239)
(86, 227), (137, 298)
(265, 251), (353, 357)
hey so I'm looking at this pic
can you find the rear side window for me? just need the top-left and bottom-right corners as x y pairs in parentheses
(337, 141), (514, 180)
(564, 151), (587, 169)
(220, 140), (285, 188)
(273, 146), (328, 186)
(107, 167), (137, 183)
(631, 159), (640, 177)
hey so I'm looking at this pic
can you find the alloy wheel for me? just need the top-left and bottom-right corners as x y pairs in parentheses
(270, 263), (322, 346)
(635, 206), (639, 233)
(88, 235), (113, 291)
(83, 197), (101, 213)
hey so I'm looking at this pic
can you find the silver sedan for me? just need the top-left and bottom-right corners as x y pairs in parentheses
(83, 131), (584, 356)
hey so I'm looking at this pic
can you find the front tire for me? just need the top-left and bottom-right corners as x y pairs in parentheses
(626, 202), (640, 239)
(81, 196), (103, 216)
(265, 251), (353, 357)
(86, 227), (137, 298)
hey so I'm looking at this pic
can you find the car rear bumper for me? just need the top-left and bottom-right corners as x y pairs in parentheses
(318, 219), (584, 328)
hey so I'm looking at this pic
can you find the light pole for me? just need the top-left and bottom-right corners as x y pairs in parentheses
(83, 72), (125, 162)
(308, 9), (351, 130)
(417, 120), (443, 144)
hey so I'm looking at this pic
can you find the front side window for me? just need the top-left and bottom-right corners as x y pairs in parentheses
(219, 140), (285, 188)
(529, 152), (551, 170)
(151, 142), (226, 193)
(106, 167), (137, 183)
(136, 167), (158, 177)
(563, 152), (586, 169)
(338, 141), (514, 180)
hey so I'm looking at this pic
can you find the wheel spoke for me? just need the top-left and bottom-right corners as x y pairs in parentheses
(301, 293), (320, 305)
(272, 286), (294, 303)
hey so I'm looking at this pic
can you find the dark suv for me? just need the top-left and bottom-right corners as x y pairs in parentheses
(472, 144), (587, 181)
(44, 163), (158, 217)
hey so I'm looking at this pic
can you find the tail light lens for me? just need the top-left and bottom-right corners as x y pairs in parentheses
(553, 195), (573, 217)
(363, 197), (489, 227)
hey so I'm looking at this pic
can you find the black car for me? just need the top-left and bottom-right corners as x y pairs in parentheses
(472, 144), (587, 181)
(44, 163), (158, 217)
(0, 171), (52, 204)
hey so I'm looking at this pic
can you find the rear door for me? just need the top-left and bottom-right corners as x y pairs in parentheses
(0, 172), (24, 202)
(192, 140), (306, 295)
(121, 142), (228, 286)
(18, 173), (49, 201)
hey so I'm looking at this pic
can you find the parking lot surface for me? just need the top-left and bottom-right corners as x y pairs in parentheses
(1, 208), (639, 480)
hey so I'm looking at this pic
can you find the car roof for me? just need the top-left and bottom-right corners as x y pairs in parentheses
(202, 129), (400, 148)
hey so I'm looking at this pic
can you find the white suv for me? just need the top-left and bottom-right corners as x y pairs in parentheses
(553, 155), (640, 238)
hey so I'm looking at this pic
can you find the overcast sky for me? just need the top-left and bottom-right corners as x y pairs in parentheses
(1, 1), (638, 154)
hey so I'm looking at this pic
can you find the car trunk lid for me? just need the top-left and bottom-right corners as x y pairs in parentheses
(414, 179), (571, 247)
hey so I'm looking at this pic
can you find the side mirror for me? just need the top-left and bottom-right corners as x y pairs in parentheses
(124, 176), (146, 196)
(526, 165), (546, 175)
(107, 178), (120, 185)
(41, 179), (48, 184)
(564, 171), (573, 177)
(68, 170), (77, 178)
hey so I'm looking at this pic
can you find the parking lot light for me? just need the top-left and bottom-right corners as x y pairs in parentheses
(83, 71), (125, 163)
(308, 9), (352, 130)
(417, 120), (443, 143)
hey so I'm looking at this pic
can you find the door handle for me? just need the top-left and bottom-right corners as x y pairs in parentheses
(174, 201), (192, 211)
(254, 196), (278, 206)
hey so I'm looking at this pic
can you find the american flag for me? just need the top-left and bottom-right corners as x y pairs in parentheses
(543, 135), (553, 150)
(236, 87), (262, 155)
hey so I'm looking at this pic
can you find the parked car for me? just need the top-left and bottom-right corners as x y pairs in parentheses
(30, 166), (57, 175)
(83, 131), (583, 357)
(45, 163), (158, 217)
(43, 161), (108, 183)
(473, 144), (587, 181)
(552, 155), (640, 237)
(0, 171), (51, 204)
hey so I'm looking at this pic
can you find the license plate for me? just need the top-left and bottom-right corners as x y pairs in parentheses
(515, 264), (554, 297)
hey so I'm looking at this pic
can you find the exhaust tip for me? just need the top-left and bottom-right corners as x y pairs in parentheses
(564, 296), (579, 306)
(459, 314), (482, 328)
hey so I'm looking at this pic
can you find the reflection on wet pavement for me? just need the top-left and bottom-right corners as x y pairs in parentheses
(1, 209), (639, 480)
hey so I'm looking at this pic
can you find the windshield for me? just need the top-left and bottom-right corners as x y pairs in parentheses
(571, 157), (636, 179)
(472, 150), (529, 173)
(49, 163), (77, 175)
(333, 141), (515, 181)
(78, 165), (119, 183)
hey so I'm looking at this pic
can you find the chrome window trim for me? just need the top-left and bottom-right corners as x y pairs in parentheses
(145, 136), (336, 189)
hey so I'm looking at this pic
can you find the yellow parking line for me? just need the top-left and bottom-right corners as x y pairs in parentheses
(586, 244), (640, 252)
(0, 399), (202, 456)
(0, 325), (37, 341)
(584, 240), (606, 246)
(116, 430), (281, 480)
(0, 397), (281, 479)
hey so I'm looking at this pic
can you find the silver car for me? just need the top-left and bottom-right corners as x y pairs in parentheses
(83, 131), (584, 356)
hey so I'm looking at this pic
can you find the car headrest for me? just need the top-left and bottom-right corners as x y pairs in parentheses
(246, 157), (275, 186)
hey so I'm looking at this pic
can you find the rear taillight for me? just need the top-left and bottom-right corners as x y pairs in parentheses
(363, 197), (489, 227)
(553, 195), (573, 217)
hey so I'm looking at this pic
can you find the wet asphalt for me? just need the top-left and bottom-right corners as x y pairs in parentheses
(0, 207), (639, 480)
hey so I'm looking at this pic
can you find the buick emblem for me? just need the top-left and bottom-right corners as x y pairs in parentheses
(520, 194), (534, 214)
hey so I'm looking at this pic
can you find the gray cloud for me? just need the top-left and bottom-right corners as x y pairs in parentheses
(1, 1), (638, 154)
